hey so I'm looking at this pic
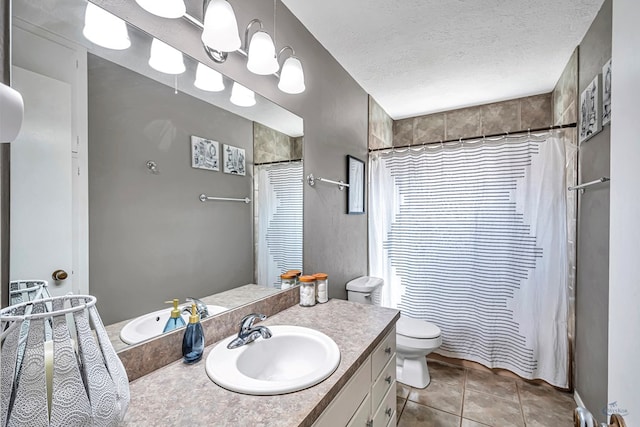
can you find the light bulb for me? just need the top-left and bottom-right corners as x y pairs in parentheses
(148, 38), (186, 75)
(194, 63), (225, 92)
(135, 0), (186, 19)
(201, 0), (241, 52)
(230, 82), (256, 107)
(278, 57), (306, 94)
(246, 31), (279, 75)
(83, 3), (131, 50)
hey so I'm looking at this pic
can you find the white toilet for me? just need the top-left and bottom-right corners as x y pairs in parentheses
(346, 276), (442, 389)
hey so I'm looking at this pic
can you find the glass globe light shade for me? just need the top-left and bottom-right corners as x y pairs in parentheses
(148, 38), (186, 75)
(246, 31), (279, 75)
(194, 63), (225, 92)
(201, 0), (241, 52)
(83, 3), (131, 50)
(230, 82), (256, 107)
(278, 57), (306, 94)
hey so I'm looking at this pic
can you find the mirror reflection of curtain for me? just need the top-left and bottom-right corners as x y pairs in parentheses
(256, 162), (303, 287)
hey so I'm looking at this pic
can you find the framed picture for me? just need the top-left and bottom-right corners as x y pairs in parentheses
(579, 75), (600, 143)
(347, 155), (365, 215)
(191, 136), (219, 171)
(223, 144), (246, 176)
(602, 59), (612, 126)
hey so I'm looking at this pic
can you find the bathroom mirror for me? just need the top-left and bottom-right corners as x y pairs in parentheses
(9, 0), (304, 350)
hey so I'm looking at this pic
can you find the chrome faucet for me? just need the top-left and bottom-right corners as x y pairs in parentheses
(227, 313), (272, 349)
(185, 297), (209, 319)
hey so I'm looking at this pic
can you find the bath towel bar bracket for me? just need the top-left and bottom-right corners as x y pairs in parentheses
(568, 177), (610, 194)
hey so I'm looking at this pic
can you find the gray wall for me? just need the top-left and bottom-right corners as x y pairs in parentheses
(92, 0), (369, 301)
(0, 2), (9, 307)
(575, 0), (611, 420)
(88, 55), (254, 324)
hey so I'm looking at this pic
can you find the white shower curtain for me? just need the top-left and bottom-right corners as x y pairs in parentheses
(369, 135), (570, 387)
(256, 162), (303, 287)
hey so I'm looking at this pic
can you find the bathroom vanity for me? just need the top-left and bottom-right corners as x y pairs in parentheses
(122, 299), (399, 426)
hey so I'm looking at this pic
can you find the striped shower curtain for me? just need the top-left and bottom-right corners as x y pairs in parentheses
(369, 135), (570, 387)
(256, 162), (303, 287)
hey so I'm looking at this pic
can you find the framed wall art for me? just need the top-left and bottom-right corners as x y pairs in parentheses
(347, 155), (365, 214)
(602, 59), (612, 126)
(191, 136), (219, 171)
(579, 75), (600, 143)
(223, 144), (246, 176)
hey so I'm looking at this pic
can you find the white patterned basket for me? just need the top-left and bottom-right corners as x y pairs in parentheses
(0, 295), (130, 427)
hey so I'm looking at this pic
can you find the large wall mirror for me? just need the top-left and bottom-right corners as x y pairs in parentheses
(9, 0), (304, 351)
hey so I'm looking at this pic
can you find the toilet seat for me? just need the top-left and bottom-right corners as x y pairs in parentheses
(397, 316), (441, 339)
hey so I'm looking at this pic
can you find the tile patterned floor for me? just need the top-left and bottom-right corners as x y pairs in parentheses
(396, 360), (576, 427)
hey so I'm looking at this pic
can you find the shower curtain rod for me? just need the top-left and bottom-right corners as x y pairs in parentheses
(368, 122), (577, 153)
(254, 158), (303, 167)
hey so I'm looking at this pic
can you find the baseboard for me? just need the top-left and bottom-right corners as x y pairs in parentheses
(574, 390), (584, 407)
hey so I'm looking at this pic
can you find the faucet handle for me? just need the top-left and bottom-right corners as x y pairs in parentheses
(240, 313), (267, 332)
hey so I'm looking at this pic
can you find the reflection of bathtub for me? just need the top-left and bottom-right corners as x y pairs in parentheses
(105, 284), (282, 352)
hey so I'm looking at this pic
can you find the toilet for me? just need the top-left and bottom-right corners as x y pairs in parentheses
(346, 276), (442, 389)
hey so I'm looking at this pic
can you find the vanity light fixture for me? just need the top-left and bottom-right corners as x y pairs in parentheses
(0, 83), (24, 142)
(135, 0), (186, 19)
(83, 3), (131, 50)
(201, 0), (241, 54)
(277, 47), (305, 94)
(149, 38), (186, 75)
(194, 63), (225, 92)
(230, 82), (256, 107)
(245, 20), (279, 75)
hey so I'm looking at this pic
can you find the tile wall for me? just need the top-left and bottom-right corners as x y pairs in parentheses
(254, 122), (302, 164)
(387, 94), (553, 148)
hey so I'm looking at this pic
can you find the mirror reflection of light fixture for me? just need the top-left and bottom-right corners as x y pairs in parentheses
(201, 0), (241, 53)
(277, 47), (305, 94)
(135, 0), (186, 19)
(230, 82), (256, 107)
(245, 19), (279, 75)
(0, 83), (24, 142)
(83, 3), (131, 50)
(148, 38), (186, 75)
(194, 63), (225, 92)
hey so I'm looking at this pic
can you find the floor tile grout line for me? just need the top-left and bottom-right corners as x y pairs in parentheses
(460, 367), (467, 427)
(516, 381), (528, 426)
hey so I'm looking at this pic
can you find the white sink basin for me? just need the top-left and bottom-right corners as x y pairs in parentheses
(206, 325), (340, 395)
(119, 304), (227, 345)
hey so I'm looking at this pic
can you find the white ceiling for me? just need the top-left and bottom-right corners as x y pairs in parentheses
(281, 0), (605, 119)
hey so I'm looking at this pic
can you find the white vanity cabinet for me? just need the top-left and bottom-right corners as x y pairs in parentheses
(314, 327), (397, 427)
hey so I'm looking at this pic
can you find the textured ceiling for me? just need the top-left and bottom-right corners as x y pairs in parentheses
(281, 0), (604, 119)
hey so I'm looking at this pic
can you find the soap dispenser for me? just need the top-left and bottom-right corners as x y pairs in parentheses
(163, 299), (186, 333)
(182, 303), (205, 364)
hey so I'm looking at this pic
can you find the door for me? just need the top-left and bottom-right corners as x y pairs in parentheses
(10, 24), (88, 298)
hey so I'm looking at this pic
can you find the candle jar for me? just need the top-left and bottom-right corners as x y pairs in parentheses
(314, 273), (329, 303)
(280, 272), (297, 290)
(298, 275), (316, 307)
(286, 270), (302, 286)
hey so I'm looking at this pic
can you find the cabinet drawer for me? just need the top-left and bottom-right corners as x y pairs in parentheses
(313, 358), (372, 427)
(371, 328), (396, 378)
(372, 381), (396, 427)
(347, 393), (371, 427)
(371, 355), (396, 411)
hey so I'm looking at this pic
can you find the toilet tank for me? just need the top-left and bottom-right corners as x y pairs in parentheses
(346, 276), (383, 306)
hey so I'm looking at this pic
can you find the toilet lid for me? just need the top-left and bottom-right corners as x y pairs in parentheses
(397, 316), (441, 339)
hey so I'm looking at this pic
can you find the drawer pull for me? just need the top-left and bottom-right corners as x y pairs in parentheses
(384, 346), (391, 354)
(385, 375), (392, 384)
(385, 407), (393, 417)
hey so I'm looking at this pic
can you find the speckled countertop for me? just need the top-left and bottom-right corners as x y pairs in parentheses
(122, 299), (399, 427)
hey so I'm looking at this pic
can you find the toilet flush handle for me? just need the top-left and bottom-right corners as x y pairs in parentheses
(363, 293), (371, 299)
